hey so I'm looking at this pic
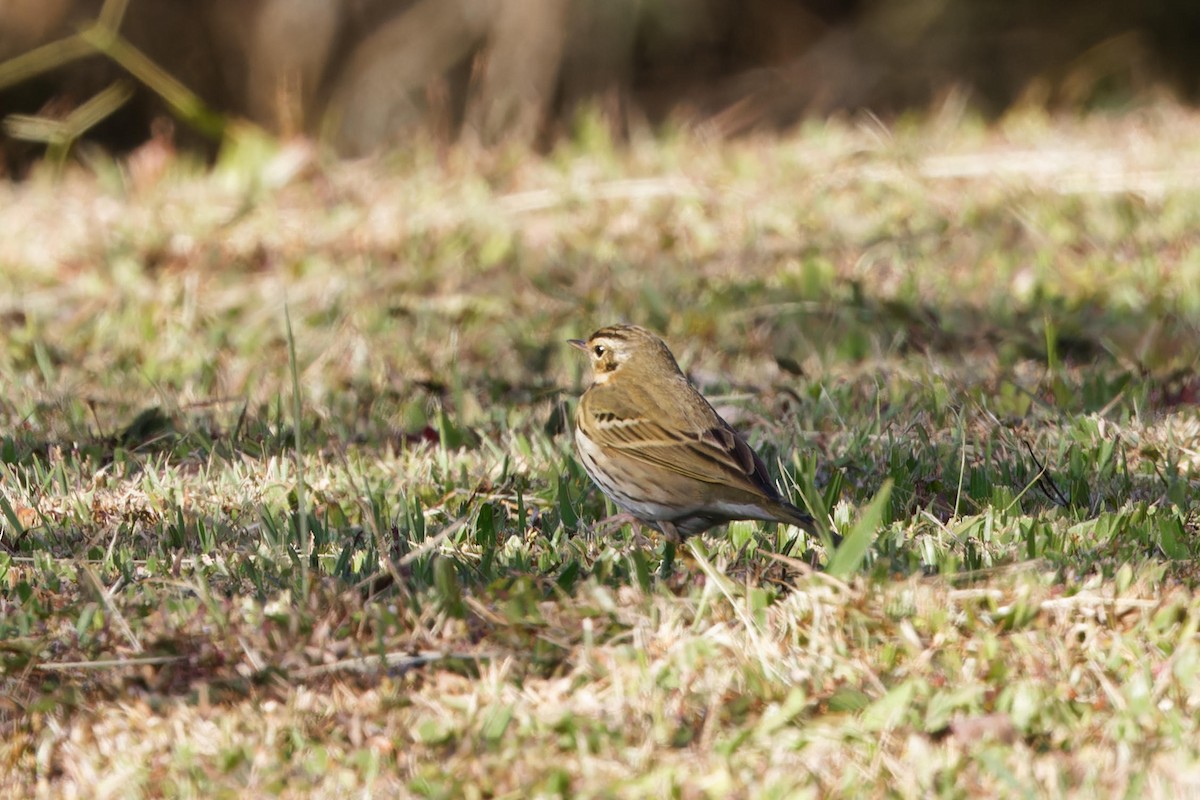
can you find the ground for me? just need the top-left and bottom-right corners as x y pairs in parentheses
(1, 105), (1199, 798)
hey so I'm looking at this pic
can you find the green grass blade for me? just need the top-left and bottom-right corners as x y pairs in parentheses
(826, 480), (892, 579)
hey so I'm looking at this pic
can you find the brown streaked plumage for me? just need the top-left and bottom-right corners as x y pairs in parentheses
(569, 324), (814, 540)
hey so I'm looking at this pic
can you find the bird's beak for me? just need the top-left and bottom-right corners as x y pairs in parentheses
(567, 339), (588, 352)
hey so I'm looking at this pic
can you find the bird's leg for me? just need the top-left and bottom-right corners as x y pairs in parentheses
(590, 512), (645, 538)
(587, 513), (668, 553)
(656, 520), (680, 579)
(657, 520), (682, 545)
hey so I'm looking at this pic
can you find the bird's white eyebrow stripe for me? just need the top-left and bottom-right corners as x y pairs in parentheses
(592, 327), (635, 342)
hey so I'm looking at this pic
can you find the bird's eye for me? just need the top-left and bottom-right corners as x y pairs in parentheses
(593, 344), (606, 357)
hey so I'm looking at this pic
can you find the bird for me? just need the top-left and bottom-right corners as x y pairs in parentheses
(569, 324), (815, 541)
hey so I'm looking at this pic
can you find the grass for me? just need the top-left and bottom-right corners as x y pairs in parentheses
(2, 102), (1200, 797)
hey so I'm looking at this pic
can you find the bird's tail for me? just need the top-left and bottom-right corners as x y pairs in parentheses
(775, 501), (815, 531)
(774, 500), (842, 548)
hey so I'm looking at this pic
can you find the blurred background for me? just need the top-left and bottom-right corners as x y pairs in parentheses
(2, 0), (1198, 172)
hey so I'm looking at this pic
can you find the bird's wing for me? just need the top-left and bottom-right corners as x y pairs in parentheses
(580, 386), (782, 500)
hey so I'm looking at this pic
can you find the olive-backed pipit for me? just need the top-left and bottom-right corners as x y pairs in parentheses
(569, 324), (814, 540)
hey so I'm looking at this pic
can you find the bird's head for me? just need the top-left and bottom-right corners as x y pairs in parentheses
(569, 325), (681, 385)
